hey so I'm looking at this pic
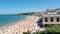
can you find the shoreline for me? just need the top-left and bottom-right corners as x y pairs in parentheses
(0, 15), (30, 29)
(0, 18), (26, 29)
(0, 15), (28, 29)
(0, 16), (27, 29)
(0, 15), (41, 34)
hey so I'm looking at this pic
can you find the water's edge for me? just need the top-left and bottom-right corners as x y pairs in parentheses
(0, 15), (28, 29)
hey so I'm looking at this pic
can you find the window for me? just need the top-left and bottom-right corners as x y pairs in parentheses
(50, 17), (54, 22)
(56, 17), (59, 22)
(45, 17), (48, 22)
(57, 12), (60, 14)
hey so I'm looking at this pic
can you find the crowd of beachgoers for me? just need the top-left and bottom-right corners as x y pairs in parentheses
(0, 15), (45, 34)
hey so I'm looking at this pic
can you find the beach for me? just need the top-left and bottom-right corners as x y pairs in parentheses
(0, 15), (45, 34)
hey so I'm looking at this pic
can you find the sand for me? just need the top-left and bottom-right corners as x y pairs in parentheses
(0, 15), (45, 34)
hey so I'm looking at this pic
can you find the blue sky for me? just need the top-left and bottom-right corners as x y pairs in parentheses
(0, 0), (60, 14)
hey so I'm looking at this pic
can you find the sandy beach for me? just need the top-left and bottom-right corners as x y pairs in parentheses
(0, 15), (45, 34)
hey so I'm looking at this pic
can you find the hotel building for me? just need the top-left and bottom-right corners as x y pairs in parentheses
(34, 8), (60, 27)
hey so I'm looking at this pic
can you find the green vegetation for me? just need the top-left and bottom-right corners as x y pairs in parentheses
(45, 25), (60, 32)
(17, 12), (34, 15)
(23, 30), (30, 34)
(44, 25), (60, 34)
(23, 25), (60, 34)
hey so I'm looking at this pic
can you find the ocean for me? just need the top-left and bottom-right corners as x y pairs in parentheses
(0, 14), (28, 26)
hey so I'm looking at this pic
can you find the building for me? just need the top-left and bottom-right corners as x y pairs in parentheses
(34, 8), (60, 27)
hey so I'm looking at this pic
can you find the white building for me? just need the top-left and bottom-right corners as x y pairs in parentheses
(34, 8), (60, 27)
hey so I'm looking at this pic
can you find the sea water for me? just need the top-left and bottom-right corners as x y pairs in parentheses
(0, 14), (28, 26)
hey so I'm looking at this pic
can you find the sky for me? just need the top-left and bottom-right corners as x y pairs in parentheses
(0, 0), (60, 14)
